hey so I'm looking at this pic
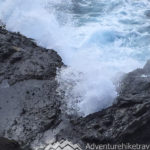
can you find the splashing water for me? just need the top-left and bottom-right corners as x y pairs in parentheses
(0, 0), (150, 115)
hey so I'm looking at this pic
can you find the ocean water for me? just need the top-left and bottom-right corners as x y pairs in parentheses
(0, 0), (150, 115)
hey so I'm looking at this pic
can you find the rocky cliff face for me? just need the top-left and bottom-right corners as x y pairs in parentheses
(0, 26), (64, 149)
(1, 26), (150, 150)
(57, 60), (150, 148)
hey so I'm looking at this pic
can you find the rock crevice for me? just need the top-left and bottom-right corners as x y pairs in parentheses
(1, 27), (150, 150)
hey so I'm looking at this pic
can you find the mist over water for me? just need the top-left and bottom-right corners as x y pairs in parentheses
(1, 0), (150, 115)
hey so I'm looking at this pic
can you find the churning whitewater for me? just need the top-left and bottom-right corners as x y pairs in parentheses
(1, 0), (150, 115)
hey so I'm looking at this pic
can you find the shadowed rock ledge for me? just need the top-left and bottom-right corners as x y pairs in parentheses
(0, 26), (64, 149)
(0, 137), (22, 150)
(57, 61), (150, 148)
(1, 26), (150, 150)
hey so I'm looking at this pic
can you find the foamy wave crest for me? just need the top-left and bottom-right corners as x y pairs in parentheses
(56, 46), (141, 115)
(57, 67), (117, 116)
(0, 0), (149, 115)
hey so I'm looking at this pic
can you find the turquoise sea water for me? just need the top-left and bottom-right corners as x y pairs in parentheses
(0, 0), (150, 115)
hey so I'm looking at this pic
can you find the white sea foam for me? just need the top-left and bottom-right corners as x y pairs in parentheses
(1, 0), (150, 115)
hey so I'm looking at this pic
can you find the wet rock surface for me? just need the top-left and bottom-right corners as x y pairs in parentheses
(1, 26), (150, 150)
(57, 60), (150, 148)
(0, 27), (63, 148)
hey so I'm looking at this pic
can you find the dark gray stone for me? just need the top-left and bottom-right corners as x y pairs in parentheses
(0, 137), (22, 150)
(0, 27), (63, 147)
(56, 60), (150, 148)
(1, 26), (150, 150)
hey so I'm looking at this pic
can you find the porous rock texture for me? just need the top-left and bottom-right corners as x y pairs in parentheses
(1, 26), (150, 150)
(0, 26), (64, 149)
(57, 60), (150, 149)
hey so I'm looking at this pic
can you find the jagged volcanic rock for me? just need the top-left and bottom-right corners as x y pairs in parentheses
(0, 26), (63, 148)
(1, 26), (150, 150)
(57, 61), (150, 148)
